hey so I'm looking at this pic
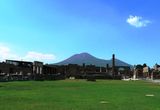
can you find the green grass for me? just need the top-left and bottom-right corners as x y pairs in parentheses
(0, 80), (160, 110)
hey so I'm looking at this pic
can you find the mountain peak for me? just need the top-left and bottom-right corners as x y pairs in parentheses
(73, 52), (94, 59)
(79, 52), (91, 55)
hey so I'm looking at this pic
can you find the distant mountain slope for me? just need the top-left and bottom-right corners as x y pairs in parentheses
(53, 52), (132, 67)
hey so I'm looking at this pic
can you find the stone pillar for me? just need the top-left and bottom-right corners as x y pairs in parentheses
(112, 54), (115, 76)
(33, 61), (43, 74)
(83, 63), (85, 73)
(40, 67), (42, 74)
(37, 67), (39, 74)
(106, 64), (109, 73)
(100, 67), (102, 73)
(151, 71), (153, 80)
(133, 68), (136, 80)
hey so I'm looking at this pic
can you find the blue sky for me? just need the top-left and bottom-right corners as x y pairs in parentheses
(0, 0), (160, 67)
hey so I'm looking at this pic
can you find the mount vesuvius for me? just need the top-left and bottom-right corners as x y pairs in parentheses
(52, 53), (132, 67)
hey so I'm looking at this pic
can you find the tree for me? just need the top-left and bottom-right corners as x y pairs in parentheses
(143, 63), (147, 67)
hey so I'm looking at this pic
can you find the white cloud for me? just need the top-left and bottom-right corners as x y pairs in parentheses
(126, 15), (151, 28)
(24, 51), (56, 61)
(0, 45), (19, 60)
(0, 44), (56, 62)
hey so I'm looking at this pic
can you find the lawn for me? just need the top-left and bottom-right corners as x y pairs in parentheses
(0, 80), (160, 110)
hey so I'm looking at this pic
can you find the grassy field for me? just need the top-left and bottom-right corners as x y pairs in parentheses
(0, 80), (160, 110)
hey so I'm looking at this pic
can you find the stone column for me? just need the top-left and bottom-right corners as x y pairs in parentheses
(133, 68), (136, 80)
(100, 67), (102, 73)
(112, 54), (115, 75)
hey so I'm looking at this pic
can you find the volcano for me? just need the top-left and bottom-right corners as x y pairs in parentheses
(54, 52), (132, 67)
